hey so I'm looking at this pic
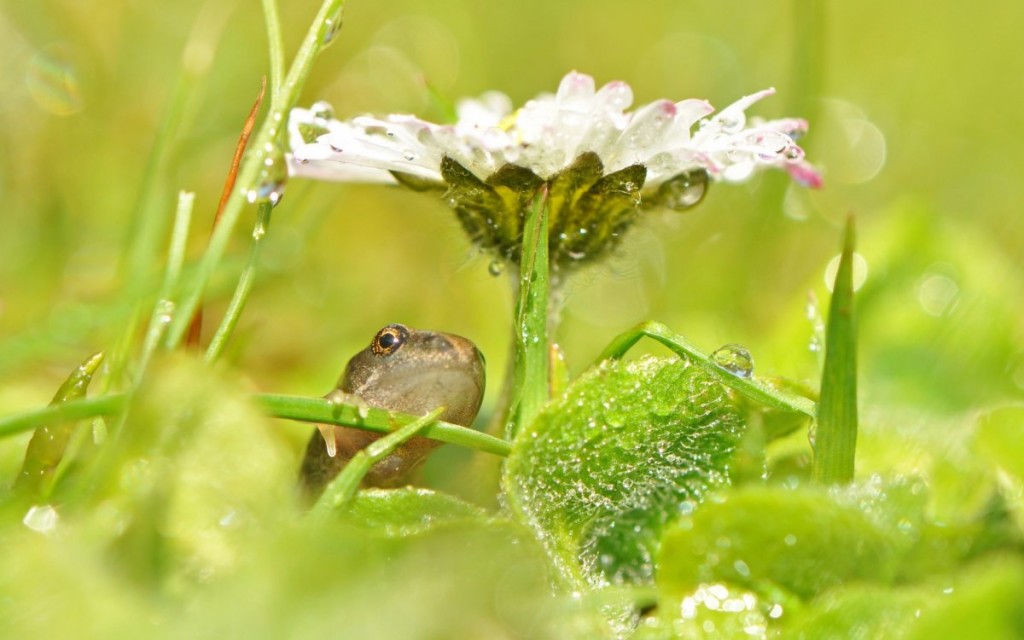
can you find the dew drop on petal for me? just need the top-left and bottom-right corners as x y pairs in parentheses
(595, 80), (633, 113)
(656, 169), (708, 211)
(311, 100), (335, 121)
(711, 344), (754, 378)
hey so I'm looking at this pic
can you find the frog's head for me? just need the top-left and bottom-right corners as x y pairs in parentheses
(340, 323), (486, 427)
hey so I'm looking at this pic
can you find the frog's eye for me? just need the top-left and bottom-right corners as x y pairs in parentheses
(371, 324), (409, 356)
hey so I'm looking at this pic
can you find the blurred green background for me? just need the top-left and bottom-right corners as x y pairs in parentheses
(0, 0), (1021, 446)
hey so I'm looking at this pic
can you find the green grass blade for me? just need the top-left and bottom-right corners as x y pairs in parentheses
(0, 395), (128, 440)
(813, 215), (859, 484)
(257, 394), (511, 457)
(205, 202), (273, 363)
(260, 0), (285, 99)
(164, 0), (347, 350)
(1, 392), (511, 457)
(309, 408), (443, 517)
(138, 191), (194, 375)
(598, 322), (817, 417)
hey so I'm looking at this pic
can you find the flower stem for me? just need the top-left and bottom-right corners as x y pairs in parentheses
(506, 189), (551, 440)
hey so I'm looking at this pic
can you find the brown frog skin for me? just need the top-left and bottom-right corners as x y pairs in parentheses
(299, 323), (486, 499)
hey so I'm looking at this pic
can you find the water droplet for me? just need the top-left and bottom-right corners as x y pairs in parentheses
(824, 252), (869, 292)
(783, 533), (797, 546)
(219, 509), (238, 527)
(252, 219), (268, 241)
(321, 11), (344, 46)
(155, 299), (175, 325)
(402, 149), (417, 161)
(711, 344), (754, 378)
(917, 265), (960, 317)
(245, 140), (287, 206)
(357, 404), (371, 420)
(733, 559), (751, 577)
(656, 169), (708, 211)
(26, 45), (83, 116)
(487, 260), (505, 276)
(310, 100), (334, 121)
(317, 424), (337, 458)
(23, 505), (59, 535)
(719, 113), (743, 133)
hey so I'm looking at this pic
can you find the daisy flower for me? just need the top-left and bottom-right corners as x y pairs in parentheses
(288, 71), (820, 267)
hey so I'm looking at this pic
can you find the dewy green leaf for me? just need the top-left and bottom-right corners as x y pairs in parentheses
(659, 485), (899, 601)
(813, 215), (859, 484)
(504, 356), (746, 588)
(14, 352), (104, 497)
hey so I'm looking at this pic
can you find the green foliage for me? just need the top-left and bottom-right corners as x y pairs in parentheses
(505, 356), (746, 588)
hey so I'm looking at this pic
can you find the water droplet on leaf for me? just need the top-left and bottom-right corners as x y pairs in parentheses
(487, 260), (505, 276)
(712, 344), (754, 378)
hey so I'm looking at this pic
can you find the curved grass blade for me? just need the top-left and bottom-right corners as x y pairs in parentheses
(310, 408), (443, 517)
(14, 352), (104, 497)
(598, 322), (816, 417)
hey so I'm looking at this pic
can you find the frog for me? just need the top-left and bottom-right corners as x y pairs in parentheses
(299, 323), (486, 499)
